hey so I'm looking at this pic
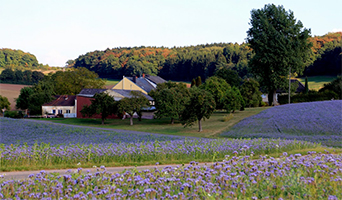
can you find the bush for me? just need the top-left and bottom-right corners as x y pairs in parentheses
(278, 90), (338, 104)
(222, 113), (234, 122)
(56, 113), (64, 118)
(4, 111), (23, 118)
(260, 101), (267, 107)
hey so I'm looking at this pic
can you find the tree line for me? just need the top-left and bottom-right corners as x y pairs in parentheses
(15, 68), (105, 115)
(69, 32), (341, 82)
(0, 68), (45, 85)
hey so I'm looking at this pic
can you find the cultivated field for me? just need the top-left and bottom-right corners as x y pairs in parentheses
(1, 101), (341, 199)
(1, 117), (322, 172)
(222, 100), (342, 147)
(0, 83), (29, 110)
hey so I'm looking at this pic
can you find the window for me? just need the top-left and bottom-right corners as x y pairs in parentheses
(66, 110), (71, 114)
(58, 110), (63, 114)
(52, 110), (56, 114)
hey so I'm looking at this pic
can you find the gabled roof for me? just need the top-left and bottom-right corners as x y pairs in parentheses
(112, 89), (154, 101)
(42, 95), (76, 107)
(276, 79), (306, 93)
(145, 75), (166, 85)
(126, 77), (155, 93)
(77, 88), (107, 97)
(78, 88), (154, 101)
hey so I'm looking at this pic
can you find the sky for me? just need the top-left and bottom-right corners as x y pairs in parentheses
(1, 0), (341, 67)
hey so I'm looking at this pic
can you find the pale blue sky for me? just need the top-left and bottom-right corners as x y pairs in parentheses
(1, 0), (341, 67)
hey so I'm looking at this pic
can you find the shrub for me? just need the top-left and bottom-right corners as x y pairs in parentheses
(222, 113), (234, 122)
(278, 90), (338, 104)
(319, 76), (342, 99)
(4, 111), (23, 118)
(260, 101), (267, 107)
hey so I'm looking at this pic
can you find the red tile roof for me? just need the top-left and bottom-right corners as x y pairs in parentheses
(42, 95), (76, 107)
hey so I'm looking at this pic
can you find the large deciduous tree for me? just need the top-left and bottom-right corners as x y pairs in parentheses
(150, 81), (190, 124)
(215, 68), (242, 87)
(181, 87), (216, 132)
(247, 4), (312, 105)
(16, 87), (34, 112)
(54, 67), (105, 95)
(118, 91), (150, 126)
(80, 92), (117, 125)
(200, 76), (230, 109)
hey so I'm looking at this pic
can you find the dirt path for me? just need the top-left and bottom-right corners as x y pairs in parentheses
(2, 163), (210, 181)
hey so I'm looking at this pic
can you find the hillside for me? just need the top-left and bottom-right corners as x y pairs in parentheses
(71, 43), (252, 81)
(0, 48), (51, 71)
(70, 32), (341, 81)
(221, 100), (342, 147)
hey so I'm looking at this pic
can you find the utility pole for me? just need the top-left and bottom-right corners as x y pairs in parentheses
(288, 67), (291, 104)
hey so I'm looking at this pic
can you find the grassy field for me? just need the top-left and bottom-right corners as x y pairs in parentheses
(34, 107), (269, 138)
(297, 75), (337, 91)
(0, 83), (29, 110)
(103, 78), (120, 88)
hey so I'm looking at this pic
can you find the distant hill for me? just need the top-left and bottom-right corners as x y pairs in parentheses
(0, 48), (51, 71)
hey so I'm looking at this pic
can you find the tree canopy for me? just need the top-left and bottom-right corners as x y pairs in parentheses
(0, 95), (10, 113)
(247, 4), (312, 105)
(80, 92), (117, 125)
(200, 76), (230, 109)
(240, 78), (262, 107)
(152, 83), (190, 124)
(181, 87), (216, 132)
(118, 91), (150, 125)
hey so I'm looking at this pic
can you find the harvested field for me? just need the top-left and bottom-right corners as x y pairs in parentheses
(0, 83), (30, 110)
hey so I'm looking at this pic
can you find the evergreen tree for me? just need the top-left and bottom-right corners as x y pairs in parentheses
(195, 76), (202, 87)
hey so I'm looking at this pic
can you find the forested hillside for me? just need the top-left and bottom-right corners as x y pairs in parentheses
(71, 43), (253, 81)
(70, 32), (341, 81)
(304, 32), (342, 76)
(0, 48), (50, 70)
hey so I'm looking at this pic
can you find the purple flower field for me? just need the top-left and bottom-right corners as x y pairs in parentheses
(0, 118), (182, 146)
(1, 152), (341, 199)
(222, 100), (342, 147)
(0, 117), (319, 169)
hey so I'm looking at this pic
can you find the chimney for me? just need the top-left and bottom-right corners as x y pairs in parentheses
(142, 73), (145, 78)
(133, 76), (137, 83)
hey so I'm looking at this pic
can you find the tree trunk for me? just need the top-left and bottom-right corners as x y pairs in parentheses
(130, 116), (133, 125)
(273, 90), (278, 106)
(171, 118), (174, 124)
(102, 118), (104, 125)
(198, 119), (202, 132)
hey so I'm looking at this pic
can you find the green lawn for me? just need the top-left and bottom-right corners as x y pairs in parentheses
(103, 78), (120, 86)
(297, 75), (337, 91)
(34, 107), (269, 138)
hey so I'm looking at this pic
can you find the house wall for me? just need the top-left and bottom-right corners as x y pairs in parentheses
(42, 106), (76, 117)
(112, 77), (147, 94)
(76, 96), (119, 119)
